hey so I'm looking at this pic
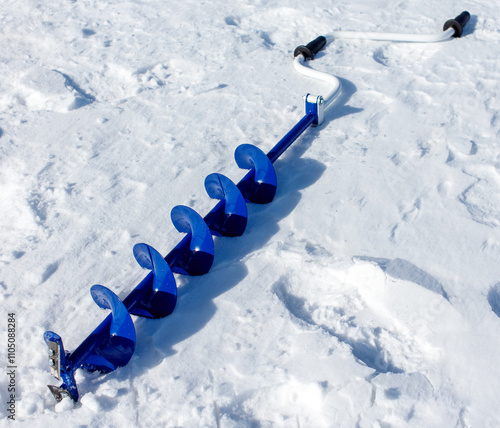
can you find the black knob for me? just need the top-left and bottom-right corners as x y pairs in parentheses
(443, 11), (471, 37)
(294, 36), (327, 60)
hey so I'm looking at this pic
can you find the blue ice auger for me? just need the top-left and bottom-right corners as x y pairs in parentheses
(44, 11), (470, 402)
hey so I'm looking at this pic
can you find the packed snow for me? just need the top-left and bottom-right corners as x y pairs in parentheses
(1, 0), (500, 426)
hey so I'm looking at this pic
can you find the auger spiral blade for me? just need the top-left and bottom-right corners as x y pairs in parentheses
(83, 285), (136, 372)
(204, 173), (248, 237)
(127, 243), (177, 319)
(235, 144), (277, 204)
(169, 205), (215, 276)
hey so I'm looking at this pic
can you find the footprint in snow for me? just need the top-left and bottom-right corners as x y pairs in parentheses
(273, 278), (403, 374)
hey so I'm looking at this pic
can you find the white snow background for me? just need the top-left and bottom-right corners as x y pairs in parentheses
(1, 0), (500, 426)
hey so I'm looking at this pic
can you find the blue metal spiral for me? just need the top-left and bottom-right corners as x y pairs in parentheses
(44, 105), (318, 402)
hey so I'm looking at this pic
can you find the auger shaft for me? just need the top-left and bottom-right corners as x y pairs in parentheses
(44, 10), (471, 403)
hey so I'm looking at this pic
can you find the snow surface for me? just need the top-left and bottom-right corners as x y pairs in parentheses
(1, 0), (500, 426)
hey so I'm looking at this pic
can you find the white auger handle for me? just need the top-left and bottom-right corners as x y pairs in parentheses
(292, 37), (339, 108)
(294, 11), (471, 56)
(325, 11), (470, 43)
(292, 11), (471, 110)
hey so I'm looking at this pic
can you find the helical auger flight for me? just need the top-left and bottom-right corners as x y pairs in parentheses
(44, 10), (471, 403)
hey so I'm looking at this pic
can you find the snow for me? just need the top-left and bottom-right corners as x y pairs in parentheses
(1, 0), (500, 426)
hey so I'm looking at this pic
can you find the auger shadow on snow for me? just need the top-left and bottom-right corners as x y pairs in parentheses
(462, 14), (478, 38)
(131, 155), (327, 368)
(322, 76), (363, 126)
(355, 256), (449, 301)
(273, 279), (403, 374)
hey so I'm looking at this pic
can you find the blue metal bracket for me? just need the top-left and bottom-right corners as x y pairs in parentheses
(304, 93), (325, 126)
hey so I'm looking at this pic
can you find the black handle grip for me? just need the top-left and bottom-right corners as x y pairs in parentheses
(294, 36), (327, 60)
(443, 11), (471, 37)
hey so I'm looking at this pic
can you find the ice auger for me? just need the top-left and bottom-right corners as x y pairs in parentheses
(44, 11), (470, 402)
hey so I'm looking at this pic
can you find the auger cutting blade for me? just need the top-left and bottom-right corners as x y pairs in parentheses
(47, 384), (72, 402)
(43, 331), (80, 401)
